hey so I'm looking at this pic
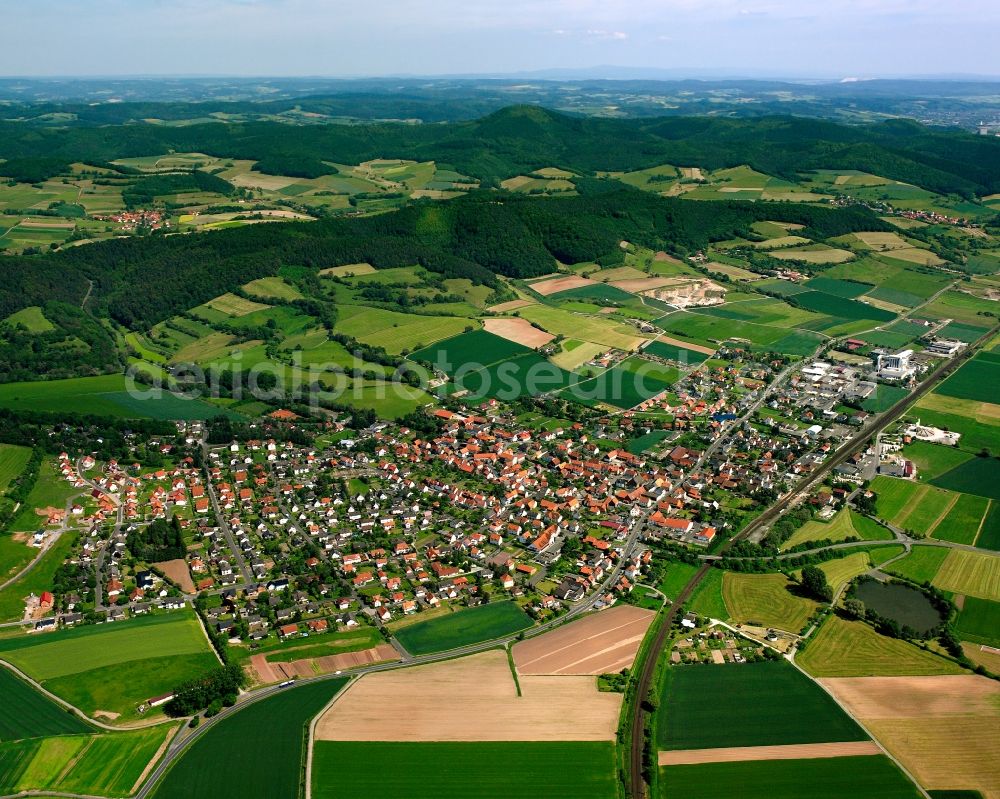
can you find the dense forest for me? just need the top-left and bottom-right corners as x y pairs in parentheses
(1, 106), (998, 195)
(0, 184), (892, 331)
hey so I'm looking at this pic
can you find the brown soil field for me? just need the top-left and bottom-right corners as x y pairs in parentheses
(249, 643), (398, 684)
(314, 650), (621, 741)
(658, 741), (880, 766)
(654, 251), (684, 264)
(963, 642), (1000, 673)
(20, 219), (76, 229)
(650, 335), (716, 356)
(153, 559), (195, 593)
(529, 275), (597, 296)
(487, 299), (535, 313)
(610, 277), (676, 293)
(513, 605), (654, 675)
(483, 317), (554, 348)
(822, 675), (1000, 799)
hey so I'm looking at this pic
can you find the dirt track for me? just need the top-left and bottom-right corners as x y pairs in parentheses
(314, 650), (620, 741)
(658, 741), (880, 765)
(513, 605), (654, 675)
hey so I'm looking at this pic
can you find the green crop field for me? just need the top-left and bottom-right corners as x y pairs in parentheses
(430, 329), (545, 368)
(152, 679), (347, 799)
(870, 476), (920, 524)
(459, 352), (574, 400)
(933, 549), (1000, 601)
(932, 457), (1000, 501)
(393, 601), (532, 656)
(933, 494), (990, 545)
(862, 385), (909, 413)
(656, 661), (866, 750)
(0, 444), (31, 493)
(686, 567), (728, 620)
(335, 305), (473, 355)
(0, 667), (94, 742)
(549, 283), (637, 304)
(884, 545), (949, 584)
(953, 596), (1000, 646)
(797, 615), (964, 677)
(976, 502), (1000, 551)
(660, 755), (922, 799)
(793, 291), (895, 322)
(643, 340), (711, 364)
(803, 277), (873, 298)
(562, 363), (674, 409)
(936, 353), (1000, 403)
(0, 611), (218, 720)
(722, 573), (819, 632)
(904, 441), (973, 481)
(626, 429), (671, 455)
(313, 741), (617, 799)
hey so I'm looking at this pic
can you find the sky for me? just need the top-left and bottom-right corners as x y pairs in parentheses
(3, 0), (998, 79)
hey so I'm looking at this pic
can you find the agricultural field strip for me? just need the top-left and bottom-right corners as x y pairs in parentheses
(658, 741), (881, 765)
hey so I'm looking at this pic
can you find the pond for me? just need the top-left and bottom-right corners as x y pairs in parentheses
(854, 580), (944, 636)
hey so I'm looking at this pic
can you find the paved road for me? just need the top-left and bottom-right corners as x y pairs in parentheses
(200, 443), (252, 585)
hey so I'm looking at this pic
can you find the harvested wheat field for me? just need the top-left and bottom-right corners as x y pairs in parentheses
(610, 277), (676, 294)
(658, 741), (880, 766)
(249, 643), (398, 684)
(488, 299), (535, 313)
(822, 675), (1000, 799)
(483, 317), (554, 348)
(319, 263), (376, 277)
(529, 275), (597, 296)
(513, 605), (654, 675)
(153, 559), (195, 593)
(654, 335), (716, 356)
(314, 650), (621, 742)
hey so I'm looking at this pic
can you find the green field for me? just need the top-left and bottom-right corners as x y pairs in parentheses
(313, 741), (617, 799)
(0, 535), (34, 584)
(793, 291), (895, 322)
(686, 568), (728, 620)
(0, 724), (174, 796)
(953, 596), (1000, 646)
(933, 494), (990, 545)
(931, 457), (1000, 502)
(818, 552), (873, 594)
(797, 615), (964, 677)
(936, 353), (1000, 404)
(660, 755), (922, 799)
(3, 306), (55, 333)
(904, 440), (973, 481)
(656, 661), (866, 750)
(782, 509), (893, 550)
(976, 502), (1000, 551)
(152, 678), (347, 799)
(658, 561), (700, 600)
(643, 340), (710, 364)
(722, 572), (819, 632)
(393, 601), (532, 656)
(0, 611), (218, 720)
(932, 549), (1000, 601)
(0, 444), (31, 493)
(0, 375), (232, 420)
(0, 666), (94, 742)
(861, 385), (909, 413)
(410, 329), (528, 370)
(561, 363), (674, 409)
(335, 305), (473, 355)
(883, 545), (949, 584)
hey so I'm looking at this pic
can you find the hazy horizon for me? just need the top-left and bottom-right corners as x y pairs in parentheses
(4, 0), (997, 79)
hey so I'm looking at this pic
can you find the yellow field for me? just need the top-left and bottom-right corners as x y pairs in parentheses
(916, 392), (1000, 424)
(705, 262), (761, 281)
(198, 293), (271, 317)
(853, 231), (911, 250)
(933, 549), (1000, 601)
(888, 248), (946, 266)
(170, 332), (237, 364)
(823, 675), (1000, 799)
(781, 509), (856, 550)
(797, 615), (965, 677)
(549, 340), (606, 371)
(591, 266), (647, 282)
(242, 277), (304, 300)
(518, 305), (646, 351)
(750, 235), (811, 248)
(769, 248), (855, 264)
(721, 573), (819, 633)
(319, 263), (376, 277)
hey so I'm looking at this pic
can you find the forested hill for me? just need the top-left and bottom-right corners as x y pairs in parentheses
(1, 106), (999, 196)
(1, 186), (892, 329)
